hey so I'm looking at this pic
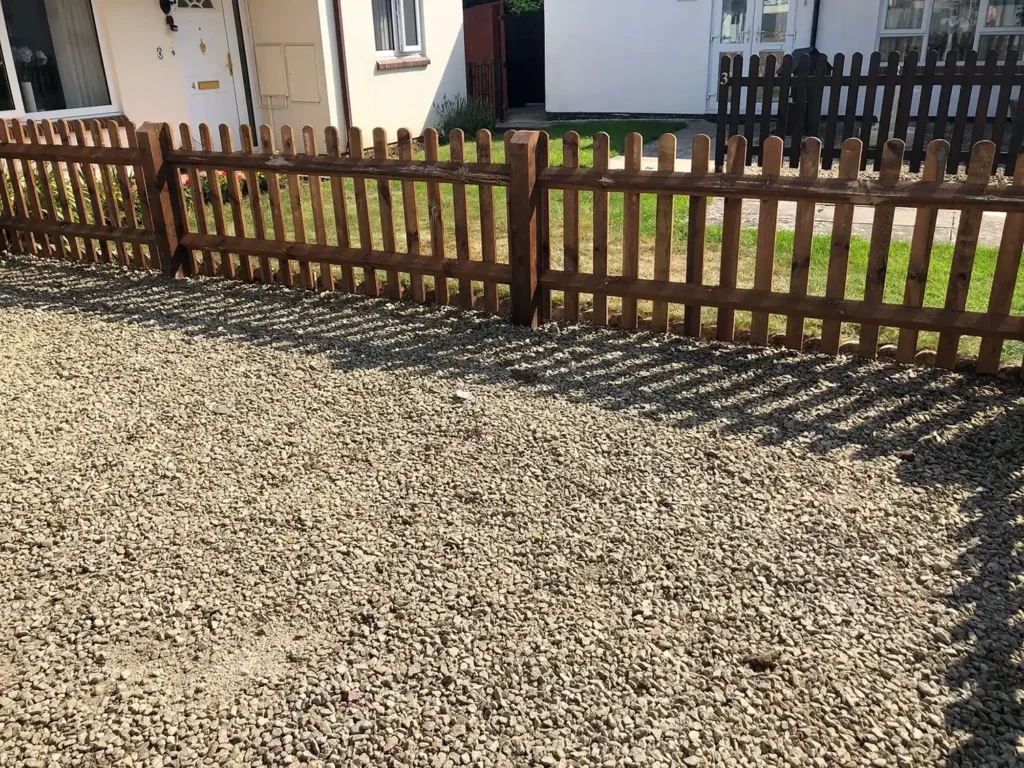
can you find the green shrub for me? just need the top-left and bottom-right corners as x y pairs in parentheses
(433, 94), (497, 145)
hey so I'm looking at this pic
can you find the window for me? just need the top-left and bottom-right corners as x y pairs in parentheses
(980, 0), (1024, 55)
(372, 0), (422, 56)
(876, 0), (1024, 60)
(0, 0), (113, 116)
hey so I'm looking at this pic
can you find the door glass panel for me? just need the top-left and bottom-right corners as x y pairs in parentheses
(760, 0), (789, 43)
(721, 0), (749, 43)
(885, 0), (926, 29)
(979, 32), (1024, 56)
(1, 0), (111, 113)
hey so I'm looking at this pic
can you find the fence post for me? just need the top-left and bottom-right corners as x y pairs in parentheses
(508, 130), (542, 328)
(137, 122), (188, 276)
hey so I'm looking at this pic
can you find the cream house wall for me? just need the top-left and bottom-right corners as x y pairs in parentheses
(341, 0), (467, 139)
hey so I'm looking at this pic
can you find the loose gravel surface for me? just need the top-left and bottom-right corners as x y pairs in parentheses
(1, 256), (1023, 768)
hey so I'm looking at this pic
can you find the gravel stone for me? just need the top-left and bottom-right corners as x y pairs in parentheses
(0, 255), (1022, 767)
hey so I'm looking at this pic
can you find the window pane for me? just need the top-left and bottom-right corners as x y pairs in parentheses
(879, 35), (924, 57)
(928, 0), (981, 58)
(1, 0), (111, 112)
(721, 0), (749, 43)
(885, 0), (925, 29)
(402, 0), (419, 47)
(372, 0), (396, 52)
(760, 0), (789, 43)
(979, 32), (1024, 55)
(986, 0), (1024, 26)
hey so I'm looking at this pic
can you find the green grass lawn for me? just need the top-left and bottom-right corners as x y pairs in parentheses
(177, 121), (1024, 364)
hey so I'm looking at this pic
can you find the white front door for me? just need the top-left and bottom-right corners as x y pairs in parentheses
(707, 0), (799, 112)
(175, 0), (242, 148)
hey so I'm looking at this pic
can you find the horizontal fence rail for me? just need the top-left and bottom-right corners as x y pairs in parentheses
(0, 121), (1022, 376)
(717, 48), (1024, 177)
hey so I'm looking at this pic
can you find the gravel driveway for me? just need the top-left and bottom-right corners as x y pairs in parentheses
(1, 256), (1022, 768)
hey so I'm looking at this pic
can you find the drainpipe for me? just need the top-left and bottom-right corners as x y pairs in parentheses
(810, 0), (822, 49)
(331, 0), (354, 139)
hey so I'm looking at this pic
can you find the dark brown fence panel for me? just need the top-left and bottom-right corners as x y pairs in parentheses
(719, 48), (1024, 176)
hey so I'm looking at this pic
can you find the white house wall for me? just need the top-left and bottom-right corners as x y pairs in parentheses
(545, 0), (715, 116)
(341, 0), (467, 139)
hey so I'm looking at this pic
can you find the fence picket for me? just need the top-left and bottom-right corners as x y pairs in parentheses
(977, 148), (1024, 373)
(933, 50), (958, 165)
(989, 49), (1018, 172)
(450, 128), (473, 308)
(789, 56), (808, 168)
(743, 55), (759, 160)
(325, 126), (356, 293)
(563, 130), (581, 322)
(875, 52), (901, 170)
(759, 54), (777, 163)
(859, 53), (882, 170)
(897, 140), (949, 363)
(592, 131), (611, 325)
(970, 50), (999, 152)
(822, 52), (845, 169)
(240, 125), (272, 283)
(729, 56), (743, 162)
(396, 127), (422, 301)
(19, 122), (51, 258)
(180, 124), (212, 274)
(220, 125), (252, 281)
(718, 135), (746, 341)
(842, 53), (863, 148)
(750, 136), (783, 345)
(621, 132), (642, 330)
(936, 141), (996, 369)
(684, 134), (710, 337)
(0, 123), (16, 251)
(200, 124), (232, 278)
(894, 49), (917, 145)
(785, 138), (822, 349)
(28, 120), (62, 259)
(477, 129), (499, 314)
(949, 50), (978, 174)
(107, 121), (144, 268)
(807, 54), (827, 154)
(373, 127), (401, 299)
(775, 55), (793, 154)
(57, 120), (92, 261)
(72, 121), (108, 262)
(260, 125), (291, 285)
(537, 131), (551, 321)
(652, 133), (676, 331)
(304, 126), (333, 292)
(820, 138), (864, 355)
(859, 139), (906, 357)
(910, 50), (939, 173)
(88, 120), (126, 266)
(424, 127), (447, 304)
(282, 125), (314, 289)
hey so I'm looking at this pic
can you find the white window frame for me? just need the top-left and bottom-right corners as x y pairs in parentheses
(374, 0), (424, 58)
(0, 0), (120, 120)
(876, 0), (1024, 60)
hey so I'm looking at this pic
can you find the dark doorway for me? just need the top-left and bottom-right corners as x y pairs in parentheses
(504, 8), (544, 108)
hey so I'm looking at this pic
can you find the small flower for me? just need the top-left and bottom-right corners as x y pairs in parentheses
(14, 47), (33, 66)
(34, 51), (47, 66)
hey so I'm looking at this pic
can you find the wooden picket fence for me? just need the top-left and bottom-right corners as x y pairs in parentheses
(717, 49), (1024, 176)
(0, 119), (1023, 375)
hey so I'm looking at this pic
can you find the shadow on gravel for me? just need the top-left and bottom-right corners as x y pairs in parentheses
(1, 260), (1022, 765)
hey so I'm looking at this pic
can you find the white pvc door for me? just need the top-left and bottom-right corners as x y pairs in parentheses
(175, 0), (241, 148)
(708, 0), (798, 112)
